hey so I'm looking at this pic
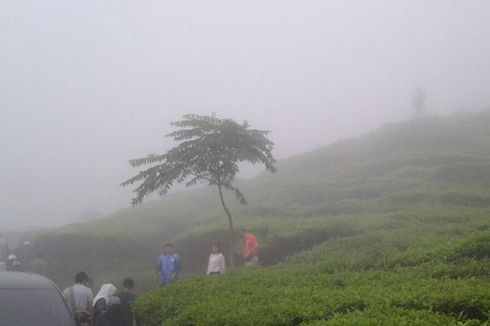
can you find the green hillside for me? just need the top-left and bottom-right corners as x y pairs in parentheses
(36, 110), (490, 325)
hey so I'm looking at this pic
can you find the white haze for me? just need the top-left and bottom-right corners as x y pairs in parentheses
(1, 1), (490, 229)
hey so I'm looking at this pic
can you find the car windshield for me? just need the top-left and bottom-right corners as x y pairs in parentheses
(0, 288), (73, 326)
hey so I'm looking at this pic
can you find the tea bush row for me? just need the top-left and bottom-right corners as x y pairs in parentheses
(135, 267), (490, 325)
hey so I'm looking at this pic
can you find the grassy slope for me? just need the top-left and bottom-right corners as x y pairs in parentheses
(37, 110), (490, 324)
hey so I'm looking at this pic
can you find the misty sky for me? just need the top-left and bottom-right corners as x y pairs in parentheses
(2, 1), (490, 229)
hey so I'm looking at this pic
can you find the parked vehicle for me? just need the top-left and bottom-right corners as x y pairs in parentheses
(0, 272), (75, 326)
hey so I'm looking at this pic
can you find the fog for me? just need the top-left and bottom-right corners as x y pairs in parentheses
(1, 1), (490, 229)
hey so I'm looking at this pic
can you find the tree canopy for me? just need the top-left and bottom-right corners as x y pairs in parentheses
(122, 114), (276, 205)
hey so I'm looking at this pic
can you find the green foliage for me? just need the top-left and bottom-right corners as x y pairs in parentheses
(134, 204), (490, 325)
(314, 307), (458, 325)
(259, 222), (354, 265)
(135, 267), (490, 325)
(452, 232), (490, 260)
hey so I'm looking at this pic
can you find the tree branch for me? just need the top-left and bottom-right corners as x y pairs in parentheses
(182, 168), (217, 185)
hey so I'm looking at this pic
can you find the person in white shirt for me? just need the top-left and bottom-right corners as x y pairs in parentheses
(207, 243), (225, 275)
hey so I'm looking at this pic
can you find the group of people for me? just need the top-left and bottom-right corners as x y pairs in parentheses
(63, 231), (258, 326)
(0, 234), (48, 275)
(62, 272), (138, 326)
(156, 231), (260, 286)
(4, 251), (47, 274)
(0, 230), (260, 325)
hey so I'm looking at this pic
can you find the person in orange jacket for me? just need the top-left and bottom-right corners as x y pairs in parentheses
(242, 231), (259, 267)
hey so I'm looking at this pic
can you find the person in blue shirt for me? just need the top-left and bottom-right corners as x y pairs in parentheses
(156, 243), (181, 286)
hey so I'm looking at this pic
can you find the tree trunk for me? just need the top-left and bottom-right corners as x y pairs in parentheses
(218, 184), (235, 271)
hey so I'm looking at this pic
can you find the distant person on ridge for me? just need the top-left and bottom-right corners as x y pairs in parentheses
(207, 243), (225, 275)
(116, 278), (138, 326)
(63, 272), (94, 326)
(29, 250), (48, 276)
(156, 243), (181, 286)
(242, 230), (259, 267)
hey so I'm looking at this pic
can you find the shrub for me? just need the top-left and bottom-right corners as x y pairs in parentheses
(310, 307), (458, 325)
(452, 232), (490, 260)
(135, 267), (490, 325)
(260, 223), (354, 265)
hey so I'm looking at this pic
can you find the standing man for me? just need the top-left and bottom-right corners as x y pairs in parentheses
(116, 278), (138, 326)
(62, 272), (94, 326)
(156, 243), (181, 286)
(243, 230), (259, 267)
(29, 251), (48, 276)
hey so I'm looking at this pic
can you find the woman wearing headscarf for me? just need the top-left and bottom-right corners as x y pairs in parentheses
(92, 284), (121, 326)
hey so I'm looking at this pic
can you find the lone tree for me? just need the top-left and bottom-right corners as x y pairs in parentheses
(121, 114), (276, 269)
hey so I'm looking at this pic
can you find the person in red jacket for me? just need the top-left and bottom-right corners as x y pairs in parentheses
(243, 231), (259, 267)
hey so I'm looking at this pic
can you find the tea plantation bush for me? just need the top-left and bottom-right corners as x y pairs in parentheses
(452, 232), (490, 260)
(310, 308), (458, 326)
(135, 267), (490, 325)
(134, 206), (490, 325)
